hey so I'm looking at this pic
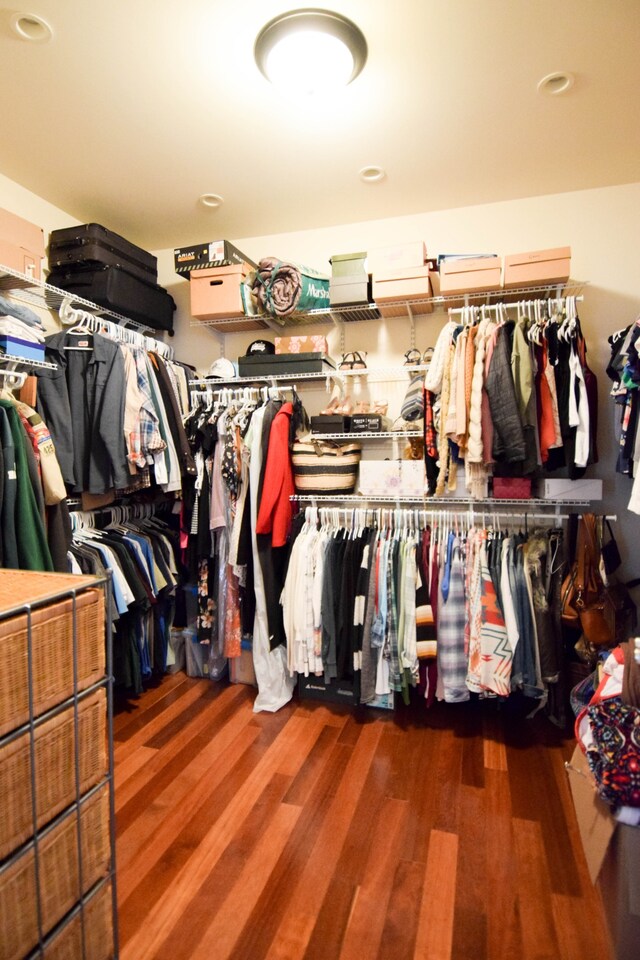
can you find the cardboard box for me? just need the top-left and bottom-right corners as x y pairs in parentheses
(174, 239), (256, 274)
(566, 744), (616, 883)
(330, 275), (371, 306)
(538, 478), (603, 500)
(439, 256), (502, 295)
(368, 241), (427, 276)
(0, 207), (45, 280)
(503, 246), (571, 289)
(0, 335), (45, 362)
(298, 674), (358, 706)
(229, 646), (257, 687)
(190, 263), (251, 321)
(275, 335), (328, 355)
(492, 477), (531, 499)
(373, 268), (433, 318)
(330, 252), (367, 278)
(359, 460), (426, 498)
(238, 352), (335, 378)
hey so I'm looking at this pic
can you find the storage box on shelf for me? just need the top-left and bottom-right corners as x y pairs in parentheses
(190, 263), (267, 331)
(174, 239), (256, 275)
(329, 251), (371, 307)
(238, 352), (336, 377)
(0, 207), (45, 281)
(503, 246), (571, 288)
(439, 255), (502, 294)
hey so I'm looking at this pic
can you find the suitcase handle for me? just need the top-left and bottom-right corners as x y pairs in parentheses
(209, 280), (223, 287)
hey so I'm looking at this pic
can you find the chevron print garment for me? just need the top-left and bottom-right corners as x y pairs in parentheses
(466, 528), (512, 697)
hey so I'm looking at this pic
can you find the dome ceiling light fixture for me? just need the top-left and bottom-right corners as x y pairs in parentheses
(9, 12), (53, 42)
(254, 8), (368, 95)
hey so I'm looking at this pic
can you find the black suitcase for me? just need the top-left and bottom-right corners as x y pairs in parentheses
(47, 264), (176, 333)
(48, 223), (158, 284)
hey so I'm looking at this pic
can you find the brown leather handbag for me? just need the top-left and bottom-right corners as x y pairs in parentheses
(563, 514), (616, 647)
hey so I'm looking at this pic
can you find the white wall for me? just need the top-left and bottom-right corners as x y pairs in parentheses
(1, 173), (639, 580)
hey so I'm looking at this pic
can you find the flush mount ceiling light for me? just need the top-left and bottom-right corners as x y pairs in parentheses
(9, 12), (53, 42)
(537, 71), (575, 96)
(199, 193), (224, 209)
(359, 165), (386, 184)
(254, 8), (368, 95)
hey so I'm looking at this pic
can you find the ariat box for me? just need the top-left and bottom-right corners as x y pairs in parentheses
(439, 256), (502, 295)
(190, 263), (266, 332)
(503, 246), (571, 288)
(174, 239), (256, 275)
(0, 207), (45, 280)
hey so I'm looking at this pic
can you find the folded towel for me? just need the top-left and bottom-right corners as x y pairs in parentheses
(0, 293), (43, 329)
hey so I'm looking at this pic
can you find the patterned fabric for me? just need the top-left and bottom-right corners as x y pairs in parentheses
(586, 698), (640, 810)
(437, 537), (470, 702)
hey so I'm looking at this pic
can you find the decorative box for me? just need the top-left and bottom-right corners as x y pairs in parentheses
(439, 256), (502, 295)
(368, 241), (427, 278)
(503, 247), (571, 288)
(0, 335), (45, 362)
(537, 478), (603, 500)
(190, 263), (267, 331)
(0, 207), (45, 280)
(174, 239), (256, 274)
(275, 335), (328, 355)
(359, 459), (426, 498)
(349, 414), (382, 433)
(492, 477), (532, 499)
(310, 414), (350, 434)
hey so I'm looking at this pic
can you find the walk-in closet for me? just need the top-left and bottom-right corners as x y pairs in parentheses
(0, 3), (639, 959)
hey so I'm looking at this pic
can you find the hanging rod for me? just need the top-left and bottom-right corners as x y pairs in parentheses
(447, 295), (584, 317)
(290, 495), (593, 508)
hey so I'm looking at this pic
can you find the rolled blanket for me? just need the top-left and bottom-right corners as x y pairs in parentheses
(249, 257), (330, 318)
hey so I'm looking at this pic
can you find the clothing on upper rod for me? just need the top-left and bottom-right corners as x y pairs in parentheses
(606, 316), (640, 514)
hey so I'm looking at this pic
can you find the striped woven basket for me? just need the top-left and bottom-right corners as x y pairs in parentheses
(292, 439), (362, 495)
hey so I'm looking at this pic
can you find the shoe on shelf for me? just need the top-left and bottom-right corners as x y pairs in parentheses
(355, 401), (371, 414)
(373, 400), (388, 416)
(336, 395), (354, 415)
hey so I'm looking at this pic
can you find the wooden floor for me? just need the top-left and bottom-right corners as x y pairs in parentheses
(113, 673), (613, 960)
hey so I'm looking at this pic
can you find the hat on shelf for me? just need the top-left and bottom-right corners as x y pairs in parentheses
(206, 357), (237, 379)
(245, 339), (275, 356)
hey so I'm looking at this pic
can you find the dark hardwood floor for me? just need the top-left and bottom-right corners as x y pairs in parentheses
(113, 673), (612, 960)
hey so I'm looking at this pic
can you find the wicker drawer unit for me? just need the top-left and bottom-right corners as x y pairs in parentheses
(42, 880), (115, 960)
(0, 587), (105, 739)
(0, 786), (110, 960)
(0, 688), (107, 861)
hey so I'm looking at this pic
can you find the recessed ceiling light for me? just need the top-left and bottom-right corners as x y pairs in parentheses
(9, 12), (53, 42)
(359, 165), (386, 184)
(199, 193), (224, 209)
(537, 71), (575, 96)
(254, 9), (367, 95)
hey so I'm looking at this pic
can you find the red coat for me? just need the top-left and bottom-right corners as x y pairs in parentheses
(256, 403), (294, 547)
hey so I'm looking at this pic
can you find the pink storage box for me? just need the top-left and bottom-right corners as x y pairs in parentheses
(0, 207), (45, 280)
(439, 256), (502, 295)
(492, 477), (531, 500)
(503, 246), (571, 288)
(368, 241), (427, 278)
(275, 335), (328, 355)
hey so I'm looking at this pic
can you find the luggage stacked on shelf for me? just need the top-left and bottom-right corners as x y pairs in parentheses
(47, 222), (176, 333)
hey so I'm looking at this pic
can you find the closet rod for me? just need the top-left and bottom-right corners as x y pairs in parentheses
(447, 295), (584, 317)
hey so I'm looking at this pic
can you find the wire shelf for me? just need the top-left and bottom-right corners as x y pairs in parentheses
(310, 431), (423, 440)
(0, 264), (156, 335)
(0, 353), (58, 371)
(290, 495), (591, 508)
(189, 364), (432, 387)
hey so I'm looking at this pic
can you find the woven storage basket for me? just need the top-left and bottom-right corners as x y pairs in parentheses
(0, 587), (105, 738)
(0, 786), (110, 960)
(43, 880), (114, 960)
(0, 571), (100, 614)
(0, 688), (107, 861)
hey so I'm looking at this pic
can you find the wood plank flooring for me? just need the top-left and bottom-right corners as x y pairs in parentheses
(113, 674), (613, 960)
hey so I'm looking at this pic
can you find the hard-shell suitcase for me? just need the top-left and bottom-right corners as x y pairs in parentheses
(48, 223), (157, 284)
(47, 264), (176, 333)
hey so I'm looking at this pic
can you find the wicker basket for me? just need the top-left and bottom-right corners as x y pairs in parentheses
(42, 880), (115, 960)
(0, 571), (100, 615)
(0, 786), (110, 960)
(0, 588), (105, 738)
(0, 689), (107, 861)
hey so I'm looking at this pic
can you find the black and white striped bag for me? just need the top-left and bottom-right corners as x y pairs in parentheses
(291, 439), (362, 495)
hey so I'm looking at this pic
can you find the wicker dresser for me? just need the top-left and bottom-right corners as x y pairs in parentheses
(0, 570), (116, 960)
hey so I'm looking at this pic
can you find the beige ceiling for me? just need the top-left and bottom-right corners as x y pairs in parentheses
(1, 0), (639, 251)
